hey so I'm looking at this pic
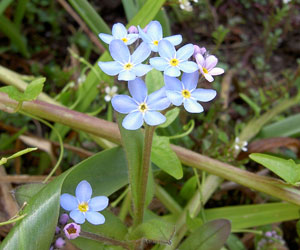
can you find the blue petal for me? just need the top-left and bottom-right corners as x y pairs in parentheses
(178, 61), (198, 73)
(128, 78), (148, 103)
(137, 26), (151, 43)
(60, 194), (78, 211)
(132, 64), (152, 77)
(166, 90), (183, 106)
(122, 111), (144, 130)
(131, 42), (151, 64)
(89, 196), (109, 212)
(98, 61), (122, 76)
(98, 33), (113, 44)
(148, 86), (167, 101)
(158, 40), (176, 59)
(109, 40), (130, 63)
(76, 180), (92, 203)
(164, 75), (182, 91)
(148, 96), (170, 111)
(118, 70), (136, 81)
(164, 35), (182, 46)
(70, 210), (85, 224)
(183, 99), (204, 113)
(181, 71), (199, 91)
(126, 34), (139, 45)
(164, 66), (181, 77)
(147, 21), (163, 41)
(112, 23), (127, 39)
(191, 88), (217, 102)
(176, 44), (194, 61)
(149, 43), (159, 52)
(111, 95), (138, 114)
(144, 111), (166, 126)
(150, 57), (169, 71)
(85, 211), (105, 225)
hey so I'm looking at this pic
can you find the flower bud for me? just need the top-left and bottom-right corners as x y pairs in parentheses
(59, 213), (69, 225)
(128, 25), (138, 34)
(55, 237), (65, 248)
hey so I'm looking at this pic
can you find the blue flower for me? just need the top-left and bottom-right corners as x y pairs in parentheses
(150, 40), (198, 77)
(138, 21), (182, 52)
(164, 71), (216, 113)
(98, 40), (152, 81)
(99, 23), (138, 45)
(60, 180), (109, 225)
(111, 78), (171, 130)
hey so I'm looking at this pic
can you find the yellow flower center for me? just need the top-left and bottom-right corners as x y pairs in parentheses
(203, 67), (208, 74)
(124, 63), (133, 70)
(121, 37), (128, 43)
(138, 103), (148, 113)
(181, 89), (191, 98)
(78, 202), (89, 212)
(153, 40), (159, 46)
(170, 58), (179, 66)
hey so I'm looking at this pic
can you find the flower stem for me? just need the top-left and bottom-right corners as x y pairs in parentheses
(134, 125), (155, 227)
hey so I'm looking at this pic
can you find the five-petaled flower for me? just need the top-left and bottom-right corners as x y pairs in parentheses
(60, 180), (109, 225)
(164, 71), (216, 113)
(138, 21), (182, 52)
(111, 78), (171, 130)
(99, 23), (138, 45)
(195, 54), (224, 82)
(150, 40), (198, 77)
(104, 86), (118, 102)
(98, 39), (152, 81)
(64, 223), (81, 240)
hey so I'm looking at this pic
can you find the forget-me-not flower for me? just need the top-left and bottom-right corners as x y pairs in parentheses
(138, 21), (182, 52)
(98, 39), (152, 81)
(64, 223), (81, 240)
(150, 40), (198, 77)
(195, 54), (224, 82)
(164, 71), (216, 113)
(60, 180), (109, 225)
(99, 23), (138, 45)
(111, 78), (171, 130)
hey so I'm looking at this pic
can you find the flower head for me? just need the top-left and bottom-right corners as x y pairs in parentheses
(104, 86), (118, 102)
(60, 180), (109, 225)
(138, 21), (182, 52)
(98, 40), (152, 81)
(64, 223), (81, 240)
(234, 137), (248, 152)
(99, 23), (138, 45)
(196, 54), (224, 82)
(55, 237), (65, 248)
(111, 78), (171, 130)
(164, 71), (216, 113)
(193, 45), (206, 58)
(150, 40), (198, 77)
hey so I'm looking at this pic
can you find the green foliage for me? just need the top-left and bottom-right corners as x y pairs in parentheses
(212, 25), (230, 48)
(249, 153), (300, 185)
(158, 108), (180, 128)
(0, 77), (45, 102)
(178, 219), (231, 250)
(145, 69), (164, 94)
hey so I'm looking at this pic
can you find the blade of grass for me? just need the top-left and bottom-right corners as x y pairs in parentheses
(0, 0), (13, 15)
(13, 0), (29, 29)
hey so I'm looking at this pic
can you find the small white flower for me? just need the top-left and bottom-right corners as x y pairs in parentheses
(104, 86), (118, 102)
(78, 75), (86, 84)
(179, 0), (193, 11)
(234, 137), (248, 152)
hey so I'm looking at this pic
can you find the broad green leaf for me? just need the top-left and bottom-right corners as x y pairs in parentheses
(73, 238), (123, 250)
(152, 134), (183, 179)
(23, 77), (45, 101)
(178, 219), (231, 250)
(1, 147), (129, 249)
(226, 234), (246, 250)
(179, 176), (197, 200)
(127, 219), (175, 244)
(145, 69), (164, 94)
(205, 202), (300, 230)
(258, 113), (300, 138)
(186, 211), (203, 232)
(249, 153), (300, 184)
(159, 108), (180, 128)
(14, 183), (45, 206)
(0, 86), (24, 102)
(122, 0), (139, 21)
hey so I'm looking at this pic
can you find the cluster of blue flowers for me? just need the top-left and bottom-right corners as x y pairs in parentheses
(98, 21), (224, 130)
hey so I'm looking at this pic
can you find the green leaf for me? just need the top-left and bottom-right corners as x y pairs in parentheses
(14, 183), (45, 206)
(127, 219), (175, 244)
(152, 134), (183, 179)
(178, 219), (231, 250)
(23, 77), (45, 101)
(159, 108), (180, 128)
(0, 0), (13, 15)
(226, 234), (246, 250)
(186, 211), (203, 232)
(249, 153), (300, 184)
(145, 69), (164, 94)
(1, 147), (129, 249)
(239, 93), (261, 116)
(0, 77), (45, 102)
(179, 176), (197, 200)
(205, 202), (300, 230)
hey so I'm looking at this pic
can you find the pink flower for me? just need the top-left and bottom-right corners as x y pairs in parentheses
(195, 54), (224, 82)
(193, 45), (206, 58)
(64, 223), (81, 240)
